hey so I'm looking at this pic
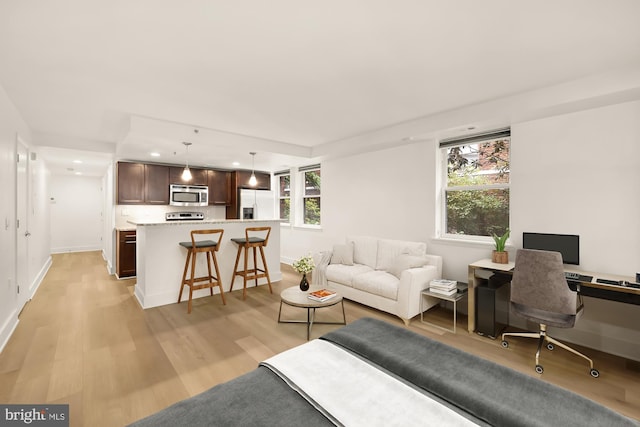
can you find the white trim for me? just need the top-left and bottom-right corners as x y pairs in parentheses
(0, 310), (19, 354)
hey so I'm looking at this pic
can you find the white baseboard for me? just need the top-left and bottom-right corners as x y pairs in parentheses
(0, 309), (18, 354)
(28, 255), (52, 299)
(50, 245), (101, 254)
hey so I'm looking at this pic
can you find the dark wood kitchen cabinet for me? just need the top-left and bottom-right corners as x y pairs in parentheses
(116, 229), (136, 278)
(208, 170), (232, 205)
(117, 162), (145, 204)
(117, 162), (169, 205)
(169, 167), (208, 186)
(236, 170), (271, 190)
(144, 164), (169, 204)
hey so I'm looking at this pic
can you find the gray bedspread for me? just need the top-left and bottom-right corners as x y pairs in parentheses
(130, 318), (639, 427)
(320, 318), (639, 427)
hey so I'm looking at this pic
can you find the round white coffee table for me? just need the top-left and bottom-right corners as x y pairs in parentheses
(278, 286), (346, 340)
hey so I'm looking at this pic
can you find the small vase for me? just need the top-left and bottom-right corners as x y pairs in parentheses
(299, 273), (309, 291)
(492, 250), (509, 264)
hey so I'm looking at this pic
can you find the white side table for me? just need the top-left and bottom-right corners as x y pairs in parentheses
(420, 286), (467, 333)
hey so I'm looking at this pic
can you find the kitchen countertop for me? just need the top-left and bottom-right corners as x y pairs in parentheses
(126, 218), (284, 226)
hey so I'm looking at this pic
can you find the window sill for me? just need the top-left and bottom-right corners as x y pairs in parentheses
(292, 224), (323, 232)
(430, 236), (512, 250)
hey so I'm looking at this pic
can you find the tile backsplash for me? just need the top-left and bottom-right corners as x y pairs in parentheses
(115, 205), (226, 228)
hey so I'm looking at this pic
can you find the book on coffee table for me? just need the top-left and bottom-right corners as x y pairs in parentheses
(308, 289), (337, 302)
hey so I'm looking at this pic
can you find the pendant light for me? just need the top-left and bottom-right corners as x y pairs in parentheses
(248, 152), (257, 187)
(182, 142), (192, 181)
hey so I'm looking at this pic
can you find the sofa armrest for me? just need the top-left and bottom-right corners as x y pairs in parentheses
(396, 265), (441, 321)
(424, 254), (443, 279)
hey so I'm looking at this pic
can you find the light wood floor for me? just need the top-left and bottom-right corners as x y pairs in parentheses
(1, 251), (638, 426)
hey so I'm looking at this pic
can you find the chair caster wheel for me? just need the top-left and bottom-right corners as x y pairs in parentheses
(590, 369), (600, 378)
(535, 365), (544, 374)
(546, 343), (554, 351)
(501, 340), (509, 348)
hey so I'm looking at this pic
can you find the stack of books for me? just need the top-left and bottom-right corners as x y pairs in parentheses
(429, 279), (458, 296)
(308, 289), (337, 302)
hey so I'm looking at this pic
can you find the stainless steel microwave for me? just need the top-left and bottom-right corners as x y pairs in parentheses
(169, 184), (208, 207)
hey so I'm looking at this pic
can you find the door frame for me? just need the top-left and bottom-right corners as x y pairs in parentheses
(16, 135), (29, 314)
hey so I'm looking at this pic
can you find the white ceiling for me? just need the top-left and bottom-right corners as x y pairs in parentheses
(1, 1), (639, 176)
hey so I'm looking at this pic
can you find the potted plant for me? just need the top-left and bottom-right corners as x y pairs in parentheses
(491, 228), (510, 264)
(292, 254), (315, 291)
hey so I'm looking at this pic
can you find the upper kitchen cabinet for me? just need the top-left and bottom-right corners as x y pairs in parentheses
(208, 170), (232, 205)
(236, 170), (271, 190)
(117, 162), (169, 205)
(169, 167), (207, 186)
(117, 162), (145, 204)
(144, 163), (169, 204)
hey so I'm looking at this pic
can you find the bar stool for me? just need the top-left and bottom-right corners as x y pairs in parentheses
(229, 226), (272, 299)
(178, 229), (226, 313)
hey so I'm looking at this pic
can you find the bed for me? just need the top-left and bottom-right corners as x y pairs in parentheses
(129, 318), (638, 426)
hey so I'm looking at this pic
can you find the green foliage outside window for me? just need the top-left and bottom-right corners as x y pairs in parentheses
(304, 170), (321, 225)
(445, 139), (510, 237)
(280, 198), (290, 221)
(278, 175), (290, 221)
(304, 198), (321, 225)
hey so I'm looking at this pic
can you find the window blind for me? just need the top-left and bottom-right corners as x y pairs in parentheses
(439, 128), (510, 148)
(298, 163), (321, 172)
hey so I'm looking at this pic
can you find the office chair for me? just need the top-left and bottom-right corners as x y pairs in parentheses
(501, 249), (599, 378)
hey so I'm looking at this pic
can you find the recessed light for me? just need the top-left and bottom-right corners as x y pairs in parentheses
(73, 160), (82, 164)
(75, 172), (82, 175)
(150, 152), (160, 157)
(232, 161), (240, 166)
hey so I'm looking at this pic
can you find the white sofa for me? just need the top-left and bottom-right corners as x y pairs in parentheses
(314, 236), (442, 325)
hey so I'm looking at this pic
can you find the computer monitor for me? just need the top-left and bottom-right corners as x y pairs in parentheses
(522, 232), (580, 265)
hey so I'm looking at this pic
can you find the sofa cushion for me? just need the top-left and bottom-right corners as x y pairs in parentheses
(376, 239), (427, 271)
(330, 242), (354, 266)
(326, 264), (373, 287)
(347, 236), (378, 269)
(388, 254), (429, 279)
(352, 270), (399, 300)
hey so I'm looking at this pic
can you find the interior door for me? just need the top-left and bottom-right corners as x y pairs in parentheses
(16, 137), (29, 313)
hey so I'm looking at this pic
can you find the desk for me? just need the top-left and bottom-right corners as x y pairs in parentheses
(467, 259), (640, 334)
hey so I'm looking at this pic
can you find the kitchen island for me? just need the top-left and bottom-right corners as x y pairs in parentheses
(128, 218), (282, 309)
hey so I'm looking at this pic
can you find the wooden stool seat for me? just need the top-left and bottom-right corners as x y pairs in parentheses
(178, 229), (226, 313)
(230, 227), (272, 299)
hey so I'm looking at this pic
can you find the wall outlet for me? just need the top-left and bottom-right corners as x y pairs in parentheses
(122, 208), (129, 216)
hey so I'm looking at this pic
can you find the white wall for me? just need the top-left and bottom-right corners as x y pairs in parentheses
(0, 84), (51, 352)
(508, 101), (640, 360)
(281, 100), (640, 361)
(50, 175), (103, 253)
(103, 164), (115, 273)
(27, 153), (52, 295)
(280, 141), (436, 264)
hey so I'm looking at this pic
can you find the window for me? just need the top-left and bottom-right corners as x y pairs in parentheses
(276, 172), (290, 222)
(440, 129), (510, 238)
(300, 165), (321, 226)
